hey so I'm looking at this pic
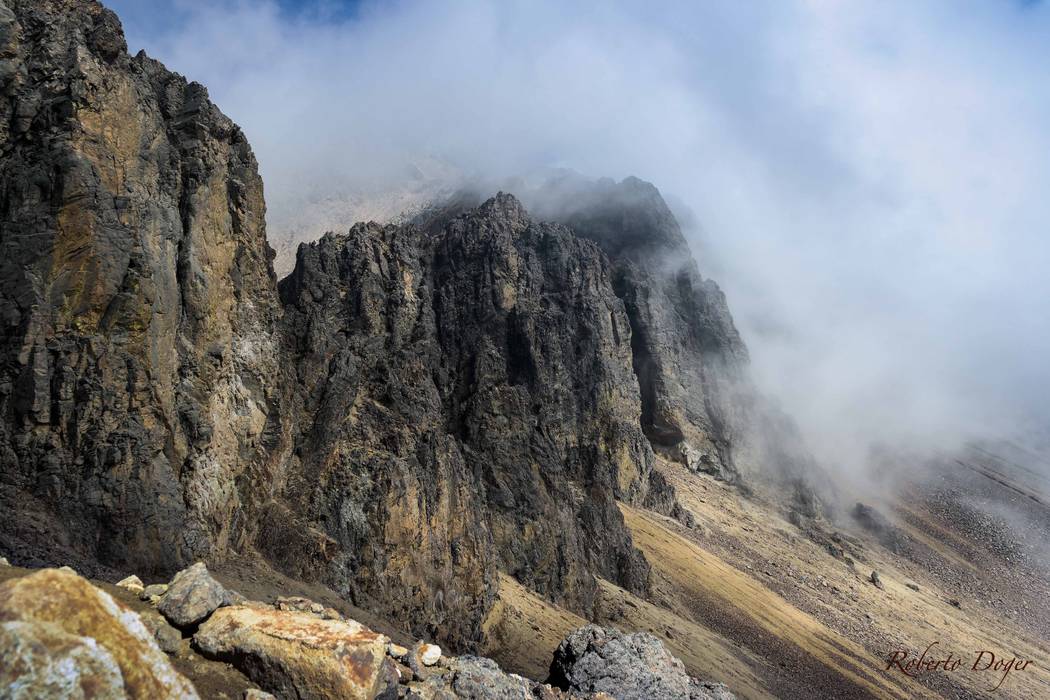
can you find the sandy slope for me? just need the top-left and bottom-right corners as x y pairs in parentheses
(483, 456), (1050, 699)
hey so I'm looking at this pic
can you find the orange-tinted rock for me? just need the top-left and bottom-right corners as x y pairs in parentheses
(0, 569), (199, 699)
(0, 620), (125, 699)
(194, 605), (396, 700)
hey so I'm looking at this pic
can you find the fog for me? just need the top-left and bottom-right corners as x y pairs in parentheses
(110, 0), (1050, 483)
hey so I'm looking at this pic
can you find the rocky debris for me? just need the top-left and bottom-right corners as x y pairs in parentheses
(0, 564), (738, 700)
(949, 598), (962, 609)
(905, 582), (920, 591)
(140, 583), (169, 603)
(396, 654), (569, 700)
(276, 595), (325, 614)
(273, 596), (341, 620)
(193, 604), (397, 700)
(0, 557), (9, 566)
(158, 562), (232, 630)
(116, 575), (145, 595)
(418, 642), (442, 666)
(404, 640), (446, 682)
(244, 690), (277, 700)
(0, 620), (126, 699)
(442, 655), (535, 699)
(0, 568), (198, 698)
(851, 503), (913, 555)
(869, 571), (884, 590)
(392, 661), (415, 684)
(141, 615), (183, 655)
(677, 441), (719, 475)
(548, 624), (735, 700)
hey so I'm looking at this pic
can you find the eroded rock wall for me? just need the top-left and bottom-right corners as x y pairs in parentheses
(274, 195), (664, 646)
(0, 0), (281, 574)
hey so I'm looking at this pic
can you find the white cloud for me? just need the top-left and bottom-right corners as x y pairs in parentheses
(109, 0), (1050, 476)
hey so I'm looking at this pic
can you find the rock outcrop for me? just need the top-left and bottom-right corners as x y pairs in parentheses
(0, 0), (281, 575)
(156, 561), (232, 629)
(527, 175), (826, 513)
(526, 176), (748, 482)
(194, 604), (398, 700)
(274, 194), (670, 646)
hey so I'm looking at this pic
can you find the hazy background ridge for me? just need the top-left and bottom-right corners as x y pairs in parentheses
(109, 0), (1050, 481)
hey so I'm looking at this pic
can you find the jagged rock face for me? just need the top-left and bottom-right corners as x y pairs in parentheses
(531, 177), (826, 509)
(0, 0), (280, 573)
(275, 194), (666, 647)
(0, 0), (776, 662)
(527, 176), (749, 481)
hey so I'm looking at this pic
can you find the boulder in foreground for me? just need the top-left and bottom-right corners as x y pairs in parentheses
(0, 620), (125, 699)
(158, 562), (232, 629)
(194, 604), (397, 700)
(548, 624), (735, 700)
(0, 569), (199, 699)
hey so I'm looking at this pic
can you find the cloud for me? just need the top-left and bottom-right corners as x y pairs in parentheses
(107, 0), (1050, 477)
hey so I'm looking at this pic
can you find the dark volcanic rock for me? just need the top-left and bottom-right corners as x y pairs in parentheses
(274, 194), (663, 646)
(528, 176), (748, 481)
(445, 656), (535, 698)
(528, 176), (830, 515)
(548, 624), (734, 700)
(0, 0), (281, 575)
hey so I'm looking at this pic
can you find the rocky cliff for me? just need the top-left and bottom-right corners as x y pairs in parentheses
(527, 176), (750, 481)
(0, 0), (762, 656)
(273, 193), (691, 646)
(0, 0), (281, 575)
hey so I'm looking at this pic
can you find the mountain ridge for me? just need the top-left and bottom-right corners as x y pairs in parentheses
(0, 0), (795, 658)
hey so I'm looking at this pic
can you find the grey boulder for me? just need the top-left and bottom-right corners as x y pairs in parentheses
(157, 562), (231, 630)
(548, 625), (734, 700)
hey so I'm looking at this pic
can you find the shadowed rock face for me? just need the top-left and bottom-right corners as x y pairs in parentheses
(527, 176), (749, 481)
(275, 194), (665, 647)
(0, 0), (768, 656)
(0, 0), (281, 574)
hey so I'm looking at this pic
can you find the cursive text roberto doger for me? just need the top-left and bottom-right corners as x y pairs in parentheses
(884, 642), (1034, 691)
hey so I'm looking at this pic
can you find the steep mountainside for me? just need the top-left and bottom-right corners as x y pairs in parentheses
(273, 193), (699, 647)
(0, 0), (281, 574)
(528, 177), (749, 481)
(0, 0), (761, 655)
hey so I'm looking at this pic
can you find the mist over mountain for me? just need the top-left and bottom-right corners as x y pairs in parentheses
(107, 0), (1050, 487)
(2, 2), (1049, 699)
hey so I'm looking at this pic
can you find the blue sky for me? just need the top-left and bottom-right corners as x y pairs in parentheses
(101, 0), (1050, 475)
(108, 0), (364, 46)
